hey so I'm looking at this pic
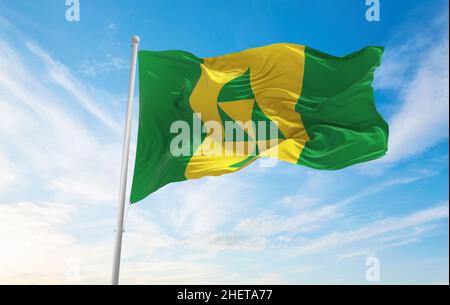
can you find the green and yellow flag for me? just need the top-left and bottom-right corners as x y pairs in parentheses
(130, 43), (388, 203)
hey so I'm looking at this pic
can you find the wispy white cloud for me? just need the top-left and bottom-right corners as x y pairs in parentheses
(108, 23), (118, 30)
(235, 172), (435, 239)
(375, 14), (449, 164)
(25, 41), (121, 131)
(0, 31), (124, 207)
(289, 202), (449, 257)
(0, 154), (17, 191)
(80, 54), (128, 77)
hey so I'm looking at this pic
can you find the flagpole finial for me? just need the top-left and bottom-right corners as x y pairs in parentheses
(131, 35), (140, 45)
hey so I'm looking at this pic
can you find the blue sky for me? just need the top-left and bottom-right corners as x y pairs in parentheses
(0, 0), (448, 284)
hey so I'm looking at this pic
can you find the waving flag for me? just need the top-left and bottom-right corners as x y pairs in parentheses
(130, 43), (388, 203)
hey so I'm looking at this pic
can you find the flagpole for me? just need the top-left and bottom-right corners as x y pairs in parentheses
(111, 35), (140, 285)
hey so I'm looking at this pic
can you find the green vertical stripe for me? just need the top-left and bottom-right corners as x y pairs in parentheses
(297, 46), (388, 169)
(130, 50), (203, 203)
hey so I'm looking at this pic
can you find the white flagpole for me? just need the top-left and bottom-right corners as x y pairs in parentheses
(111, 35), (140, 285)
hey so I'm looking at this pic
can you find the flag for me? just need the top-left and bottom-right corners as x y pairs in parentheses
(130, 43), (388, 203)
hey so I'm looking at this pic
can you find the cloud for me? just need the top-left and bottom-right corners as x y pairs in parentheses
(0, 33), (124, 205)
(0, 200), (233, 284)
(237, 204), (340, 237)
(0, 22), (131, 282)
(235, 172), (434, 239)
(279, 195), (319, 209)
(0, 202), (77, 284)
(289, 202), (449, 257)
(25, 41), (121, 131)
(80, 54), (128, 77)
(0, 154), (17, 191)
(108, 23), (118, 30)
(375, 14), (449, 164)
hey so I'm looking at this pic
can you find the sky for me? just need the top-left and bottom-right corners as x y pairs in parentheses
(0, 0), (448, 284)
